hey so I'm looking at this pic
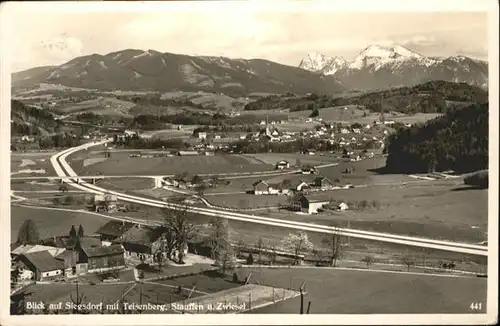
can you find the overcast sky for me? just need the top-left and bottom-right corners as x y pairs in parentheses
(3, 0), (494, 72)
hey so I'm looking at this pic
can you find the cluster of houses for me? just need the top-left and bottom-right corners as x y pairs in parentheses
(251, 174), (347, 197)
(10, 221), (190, 283)
(300, 123), (389, 150)
(11, 235), (126, 282)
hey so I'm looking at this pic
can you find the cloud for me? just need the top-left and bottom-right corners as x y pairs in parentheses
(8, 9), (490, 71)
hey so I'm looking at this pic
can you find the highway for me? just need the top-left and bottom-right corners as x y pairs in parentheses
(49, 140), (488, 256)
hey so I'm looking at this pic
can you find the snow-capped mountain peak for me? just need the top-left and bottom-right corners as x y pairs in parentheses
(299, 52), (347, 75)
(349, 44), (423, 70)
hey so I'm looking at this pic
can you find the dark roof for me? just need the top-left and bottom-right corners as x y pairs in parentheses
(22, 251), (63, 272)
(252, 180), (268, 187)
(121, 226), (160, 247)
(96, 221), (135, 238)
(40, 236), (101, 249)
(81, 244), (124, 258)
(78, 237), (102, 249)
(55, 250), (76, 260)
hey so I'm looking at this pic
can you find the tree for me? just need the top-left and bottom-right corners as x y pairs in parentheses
(58, 184), (68, 192)
(255, 237), (264, 264)
(235, 239), (245, 258)
(209, 175), (221, 187)
(361, 255), (375, 269)
(246, 253), (254, 265)
(77, 225), (84, 238)
(17, 219), (40, 245)
(281, 231), (314, 265)
(400, 254), (415, 272)
(69, 225), (77, 239)
(64, 195), (76, 205)
(195, 183), (207, 197)
(163, 206), (194, 264)
(322, 229), (343, 267)
(266, 245), (278, 265)
(208, 217), (230, 262)
(191, 175), (203, 186)
(309, 108), (319, 118)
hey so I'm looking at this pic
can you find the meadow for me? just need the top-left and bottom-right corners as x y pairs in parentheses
(241, 267), (487, 314)
(82, 153), (274, 176)
(10, 205), (111, 243)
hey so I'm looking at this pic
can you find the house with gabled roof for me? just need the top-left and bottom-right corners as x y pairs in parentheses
(275, 160), (290, 170)
(95, 221), (135, 246)
(119, 225), (163, 263)
(76, 243), (125, 274)
(18, 251), (64, 281)
(252, 179), (283, 195)
(312, 177), (335, 190)
(290, 193), (332, 214)
(289, 180), (310, 192)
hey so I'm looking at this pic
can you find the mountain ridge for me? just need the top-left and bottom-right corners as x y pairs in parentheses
(297, 44), (488, 90)
(12, 49), (348, 97)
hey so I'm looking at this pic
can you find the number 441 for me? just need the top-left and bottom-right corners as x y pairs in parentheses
(470, 302), (483, 310)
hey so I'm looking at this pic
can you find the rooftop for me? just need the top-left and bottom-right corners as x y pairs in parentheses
(81, 244), (124, 258)
(95, 221), (135, 237)
(22, 251), (64, 272)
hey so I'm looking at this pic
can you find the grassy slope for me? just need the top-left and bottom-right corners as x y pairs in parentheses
(242, 267), (486, 314)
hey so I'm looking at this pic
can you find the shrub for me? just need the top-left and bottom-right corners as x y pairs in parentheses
(232, 272), (239, 283)
(246, 253), (254, 265)
(464, 170), (488, 189)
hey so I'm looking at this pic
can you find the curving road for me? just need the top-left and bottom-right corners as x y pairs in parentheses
(49, 140), (488, 256)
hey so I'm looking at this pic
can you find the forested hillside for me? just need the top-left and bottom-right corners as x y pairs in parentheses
(244, 81), (488, 114)
(11, 100), (58, 136)
(385, 102), (488, 173)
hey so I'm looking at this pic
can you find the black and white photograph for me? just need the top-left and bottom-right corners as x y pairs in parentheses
(0, 0), (498, 325)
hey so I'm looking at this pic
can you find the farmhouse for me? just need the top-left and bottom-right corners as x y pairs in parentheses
(76, 244), (125, 274)
(289, 180), (310, 192)
(337, 202), (349, 211)
(312, 177), (334, 190)
(290, 193), (331, 214)
(198, 132), (208, 140)
(95, 221), (135, 246)
(120, 226), (162, 262)
(18, 251), (63, 281)
(252, 180), (280, 195)
(93, 194), (118, 212)
(275, 160), (290, 170)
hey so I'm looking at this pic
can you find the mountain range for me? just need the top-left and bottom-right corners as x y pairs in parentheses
(12, 45), (488, 95)
(298, 45), (488, 90)
(12, 49), (346, 96)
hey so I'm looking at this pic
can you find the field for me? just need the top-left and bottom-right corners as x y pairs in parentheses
(206, 193), (288, 210)
(55, 97), (136, 117)
(10, 152), (58, 176)
(10, 205), (111, 243)
(239, 267), (487, 314)
(262, 182), (487, 243)
(96, 178), (155, 191)
(242, 153), (338, 166)
(289, 105), (442, 125)
(290, 105), (367, 122)
(82, 153), (274, 176)
(161, 91), (251, 112)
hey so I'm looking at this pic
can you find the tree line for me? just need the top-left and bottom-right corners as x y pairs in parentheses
(385, 102), (488, 173)
(243, 81), (488, 114)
